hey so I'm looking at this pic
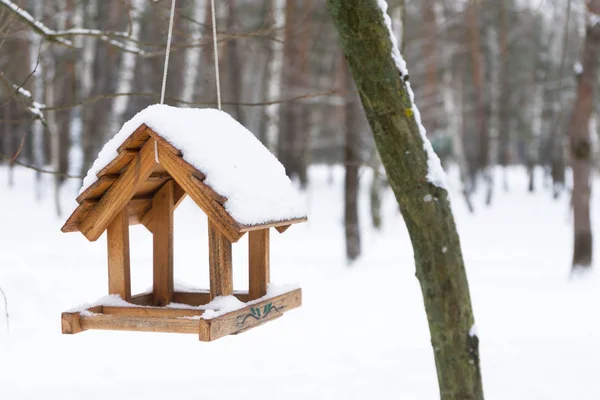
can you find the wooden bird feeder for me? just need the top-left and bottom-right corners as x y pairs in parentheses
(60, 110), (306, 342)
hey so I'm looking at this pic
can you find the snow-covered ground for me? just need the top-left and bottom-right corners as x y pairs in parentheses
(0, 165), (598, 399)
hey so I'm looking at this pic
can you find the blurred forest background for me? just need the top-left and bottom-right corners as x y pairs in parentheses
(0, 0), (596, 260)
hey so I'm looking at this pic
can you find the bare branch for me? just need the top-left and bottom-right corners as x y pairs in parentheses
(0, 69), (46, 124)
(0, 286), (8, 334)
(0, 152), (82, 178)
(40, 90), (339, 112)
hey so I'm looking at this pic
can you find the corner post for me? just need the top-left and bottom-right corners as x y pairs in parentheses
(208, 221), (233, 300)
(153, 180), (175, 306)
(248, 229), (270, 300)
(107, 209), (131, 301)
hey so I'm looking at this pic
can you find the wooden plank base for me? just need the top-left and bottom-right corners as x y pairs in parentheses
(61, 288), (301, 341)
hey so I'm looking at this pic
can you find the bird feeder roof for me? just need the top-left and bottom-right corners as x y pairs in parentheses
(62, 105), (307, 243)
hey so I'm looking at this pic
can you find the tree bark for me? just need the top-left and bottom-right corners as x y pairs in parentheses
(467, 0), (488, 175)
(328, 1), (483, 398)
(342, 58), (361, 262)
(569, 2), (600, 270)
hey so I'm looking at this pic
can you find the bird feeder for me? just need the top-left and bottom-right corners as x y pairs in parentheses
(60, 105), (306, 341)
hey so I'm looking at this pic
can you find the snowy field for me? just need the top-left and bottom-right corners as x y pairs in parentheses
(0, 165), (598, 399)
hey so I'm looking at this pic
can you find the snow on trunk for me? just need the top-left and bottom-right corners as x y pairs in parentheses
(108, 0), (145, 136)
(181, 0), (205, 104)
(264, 0), (286, 152)
(376, 0), (447, 189)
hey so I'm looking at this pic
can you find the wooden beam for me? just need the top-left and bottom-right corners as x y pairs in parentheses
(275, 225), (291, 234)
(248, 229), (270, 300)
(139, 181), (186, 232)
(117, 124), (151, 153)
(146, 127), (183, 156)
(76, 174), (119, 203)
(102, 306), (204, 318)
(96, 149), (137, 178)
(61, 306), (102, 334)
(79, 140), (157, 241)
(239, 217), (308, 233)
(159, 149), (243, 243)
(208, 220), (233, 300)
(152, 180), (174, 306)
(172, 290), (249, 306)
(107, 210), (131, 301)
(130, 292), (154, 306)
(198, 288), (302, 342)
(79, 314), (199, 334)
(62, 199), (96, 233)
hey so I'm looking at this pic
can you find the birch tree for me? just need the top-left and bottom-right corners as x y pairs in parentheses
(436, 0), (474, 212)
(108, 0), (145, 136)
(264, 0), (285, 152)
(181, 0), (205, 104)
(29, 0), (44, 199)
(328, 1), (483, 398)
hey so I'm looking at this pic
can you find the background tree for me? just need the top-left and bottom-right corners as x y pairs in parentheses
(570, 0), (600, 271)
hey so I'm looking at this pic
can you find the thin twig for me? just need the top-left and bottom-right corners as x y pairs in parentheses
(0, 153), (82, 178)
(40, 90), (339, 112)
(0, 286), (8, 334)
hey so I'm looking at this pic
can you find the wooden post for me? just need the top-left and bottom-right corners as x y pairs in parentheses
(208, 221), (233, 299)
(152, 180), (174, 306)
(248, 229), (270, 300)
(107, 209), (131, 301)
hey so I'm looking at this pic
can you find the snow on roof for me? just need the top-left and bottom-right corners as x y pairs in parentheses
(81, 104), (306, 226)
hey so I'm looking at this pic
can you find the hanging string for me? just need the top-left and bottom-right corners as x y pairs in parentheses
(210, 0), (222, 110)
(160, 0), (177, 104)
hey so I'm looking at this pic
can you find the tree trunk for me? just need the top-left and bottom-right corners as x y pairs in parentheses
(224, 0), (244, 123)
(328, 1), (483, 398)
(264, 0), (286, 152)
(108, 0), (145, 135)
(467, 0), (488, 177)
(569, 2), (600, 271)
(435, 0), (473, 213)
(30, 0), (44, 197)
(370, 0), (403, 229)
(181, 0), (206, 104)
(342, 59), (361, 262)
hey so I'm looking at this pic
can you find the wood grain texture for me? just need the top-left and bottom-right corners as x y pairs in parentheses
(198, 288), (302, 341)
(117, 124), (151, 153)
(79, 314), (199, 334)
(76, 174), (119, 203)
(146, 127), (183, 156)
(139, 181), (186, 232)
(102, 306), (204, 318)
(208, 220), (233, 300)
(107, 210), (131, 301)
(248, 229), (270, 300)
(79, 140), (157, 241)
(62, 200), (97, 232)
(152, 180), (174, 306)
(159, 149), (243, 243)
(96, 149), (136, 178)
(275, 225), (291, 234)
(172, 290), (249, 306)
(61, 307), (102, 334)
(130, 292), (154, 306)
